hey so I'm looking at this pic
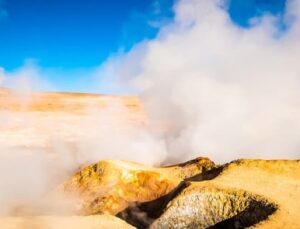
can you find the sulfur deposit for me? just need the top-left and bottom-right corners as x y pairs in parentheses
(0, 88), (299, 229)
(58, 157), (215, 215)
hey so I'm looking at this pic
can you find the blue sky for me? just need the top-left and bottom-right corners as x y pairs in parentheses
(0, 0), (174, 71)
(228, 0), (286, 27)
(0, 0), (286, 92)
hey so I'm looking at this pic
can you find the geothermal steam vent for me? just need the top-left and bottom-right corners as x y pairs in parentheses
(0, 89), (299, 228)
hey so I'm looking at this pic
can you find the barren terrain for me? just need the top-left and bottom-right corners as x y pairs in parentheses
(0, 88), (299, 228)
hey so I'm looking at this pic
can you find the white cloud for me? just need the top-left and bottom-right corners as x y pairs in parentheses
(1, 60), (53, 94)
(99, 0), (300, 163)
(1, 0), (300, 217)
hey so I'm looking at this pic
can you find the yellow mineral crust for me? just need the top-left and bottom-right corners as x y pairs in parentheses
(209, 160), (300, 229)
(151, 185), (275, 228)
(58, 158), (215, 215)
(152, 159), (300, 229)
(1, 88), (298, 228)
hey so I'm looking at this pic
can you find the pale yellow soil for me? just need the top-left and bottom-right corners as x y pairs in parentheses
(0, 87), (146, 150)
(0, 87), (143, 114)
(207, 160), (300, 228)
(0, 215), (135, 229)
(1, 88), (299, 228)
(0, 88), (143, 228)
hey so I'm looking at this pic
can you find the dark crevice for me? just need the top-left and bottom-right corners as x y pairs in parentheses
(117, 166), (224, 228)
(117, 163), (277, 229)
(186, 165), (224, 182)
(209, 199), (277, 229)
(117, 181), (190, 229)
(163, 157), (209, 168)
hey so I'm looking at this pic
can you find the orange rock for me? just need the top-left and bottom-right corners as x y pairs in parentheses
(57, 158), (215, 215)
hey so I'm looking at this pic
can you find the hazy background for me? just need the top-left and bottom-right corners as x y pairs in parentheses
(0, 0), (299, 216)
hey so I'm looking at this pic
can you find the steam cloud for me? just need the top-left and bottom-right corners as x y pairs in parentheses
(101, 0), (300, 163)
(0, 65), (166, 215)
(0, 0), (300, 218)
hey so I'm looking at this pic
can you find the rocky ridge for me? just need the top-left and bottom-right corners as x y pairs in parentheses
(0, 88), (299, 228)
(56, 159), (300, 229)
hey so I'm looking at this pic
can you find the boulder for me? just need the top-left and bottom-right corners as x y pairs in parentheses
(58, 157), (215, 215)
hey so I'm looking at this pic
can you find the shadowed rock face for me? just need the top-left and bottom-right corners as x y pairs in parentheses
(0, 89), (299, 228)
(117, 166), (224, 228)
(118, 160), (300, 229)
(57, 159), (300, 229)
(209, 199), (276, 229)
(58, 157), (215, 215)
(151, 185), (276, 229)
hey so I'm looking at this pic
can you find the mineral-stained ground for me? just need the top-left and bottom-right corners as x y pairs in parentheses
(0, 88), (299, 228)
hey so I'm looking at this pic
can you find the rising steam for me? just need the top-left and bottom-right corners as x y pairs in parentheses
(100, 0), (300, 162)
(0, 0), (299, 218)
